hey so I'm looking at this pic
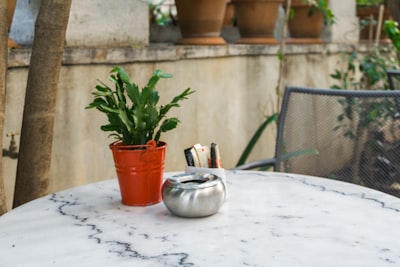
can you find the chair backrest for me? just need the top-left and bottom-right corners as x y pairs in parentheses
(387, 69), (400, 90)
(276, 86), (400, 197)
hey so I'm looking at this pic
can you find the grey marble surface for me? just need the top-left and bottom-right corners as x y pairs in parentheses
(1, 171), (400, 267)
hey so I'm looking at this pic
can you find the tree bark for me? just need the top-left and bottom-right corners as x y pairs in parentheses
(0, 0), (9, 214)
(7, 0), (18, 48)
(13, 0), (72, 208)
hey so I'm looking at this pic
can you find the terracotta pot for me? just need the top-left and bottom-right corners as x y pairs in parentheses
(232, 0), (283, 44)
(283, 0), (324, 43)
(175, 0), (227, 45)
(357, 5), (392, 41)
(109, 140), (167, 206)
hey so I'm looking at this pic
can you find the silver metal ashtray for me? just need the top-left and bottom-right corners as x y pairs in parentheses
(162, 172), (226, 218)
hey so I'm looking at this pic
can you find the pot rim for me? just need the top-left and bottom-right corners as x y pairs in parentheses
(164, 172), (223, 190)
(109, 140), (167, 150)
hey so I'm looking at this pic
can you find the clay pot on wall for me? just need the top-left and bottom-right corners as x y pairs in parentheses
(357, 5), (392, 41)
(175, 0), (227, 45)
(283, 0), (325, 43)
(232, 0), (283, 44)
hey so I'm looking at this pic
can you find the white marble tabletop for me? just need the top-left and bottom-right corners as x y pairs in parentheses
(1, 171), (400, 267)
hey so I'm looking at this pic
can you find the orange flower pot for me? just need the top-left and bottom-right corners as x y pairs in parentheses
(109, 140), (167, 206)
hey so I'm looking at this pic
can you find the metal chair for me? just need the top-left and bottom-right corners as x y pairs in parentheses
(235, 86), (400, 197)
(387, 69), (400, 90)
(386, 69), (400, 118)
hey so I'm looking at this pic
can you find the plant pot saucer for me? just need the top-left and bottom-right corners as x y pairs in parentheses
(176, 37), (227, 45)
(235, 37), (278, 44)
(286, 38), (324, 44)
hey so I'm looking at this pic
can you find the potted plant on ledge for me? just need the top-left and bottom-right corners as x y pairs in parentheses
(356, 0), (391, 41)
(232, 0), (284, 44)
(175, 0), (227, 45)
(283, 0), (335, 43)
(86, 67), (194, 206)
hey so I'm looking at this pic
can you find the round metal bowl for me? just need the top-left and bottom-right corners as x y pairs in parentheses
(162, 172), (226, 218)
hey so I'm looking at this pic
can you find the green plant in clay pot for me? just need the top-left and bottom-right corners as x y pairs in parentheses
(356, 0), (391, 40)
(297, 0), (335, 25)
(284, 0), (335, 42)
(86, 66), (194, 206)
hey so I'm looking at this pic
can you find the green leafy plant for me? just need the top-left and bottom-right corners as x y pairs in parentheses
(331, 18), (400, 90)
(148, 0), (176, 26)
(329, 22), (400, 181)
(330, 92), (398, 183)
(330, 44), (398, 90)
(236, 113), (278, 167)
(86, 66), (194, 146)
(235, 113), (318, 170)
(294, 0), (335, 25)
(356, 0), (389, 40)
(384, 19), (400, 56)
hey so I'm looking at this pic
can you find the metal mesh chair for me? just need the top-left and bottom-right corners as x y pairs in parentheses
(235, 86), (400, 197)
(387, 69), (400, 90)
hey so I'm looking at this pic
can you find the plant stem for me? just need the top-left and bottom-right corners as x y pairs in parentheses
(375, 4), (384, 45)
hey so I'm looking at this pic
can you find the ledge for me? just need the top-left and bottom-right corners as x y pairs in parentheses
(7, 42), (365, 68)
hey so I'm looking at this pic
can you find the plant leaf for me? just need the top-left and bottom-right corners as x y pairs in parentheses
(236, 113), (278, 166)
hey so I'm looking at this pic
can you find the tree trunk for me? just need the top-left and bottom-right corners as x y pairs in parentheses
(13, 0), (72, 208)
(7, 0), (18, 48)
(0, 0), (9, 215)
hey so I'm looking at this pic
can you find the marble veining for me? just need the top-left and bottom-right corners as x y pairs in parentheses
(1, 171), (400, 267)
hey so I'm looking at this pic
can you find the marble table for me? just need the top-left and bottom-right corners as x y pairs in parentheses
(1, 171), (400, 267)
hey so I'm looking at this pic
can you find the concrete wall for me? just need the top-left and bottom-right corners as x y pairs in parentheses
(328, 0), (359, 43)
(4, 43), (352, 209)
(9, 0), (148, 47)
